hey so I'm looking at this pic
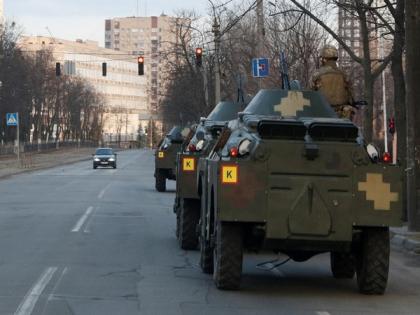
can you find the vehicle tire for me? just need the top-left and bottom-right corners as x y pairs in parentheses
(200, 236), (213, 274)
(178, 198), (200, 250)
(213, 221), (243, 290)
(155, 169), (166, 192)
(356, 227), (390, 295)
(113, 164), (117, 169)
(330, 252), (355, 279)
(93, 164), (97, 169)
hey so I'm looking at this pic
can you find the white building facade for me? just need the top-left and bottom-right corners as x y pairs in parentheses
(19, 36), (148, 142)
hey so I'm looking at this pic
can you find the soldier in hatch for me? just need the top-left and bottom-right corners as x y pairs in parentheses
(311, 45), (355, 120)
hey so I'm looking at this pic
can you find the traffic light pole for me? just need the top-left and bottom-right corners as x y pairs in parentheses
(17, 113), (20, 163)
(256, 0), (265, 90)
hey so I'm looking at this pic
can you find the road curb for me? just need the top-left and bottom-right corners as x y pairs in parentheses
(390, 229), (420, 254)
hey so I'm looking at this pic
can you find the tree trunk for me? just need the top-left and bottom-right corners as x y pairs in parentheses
(391, 0), (407, 218)
(359, 3), (374, 142)
(406, 0), (420, 231)
(362, 70), (375, 142)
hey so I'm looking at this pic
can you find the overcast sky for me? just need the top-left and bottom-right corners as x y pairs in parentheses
(5, 0), (208, 46)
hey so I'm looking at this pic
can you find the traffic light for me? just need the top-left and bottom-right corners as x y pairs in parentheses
(102, 62), (107, 76)
(388, 117), (395, 134)
(138, 56), (144, 75)
(55, 62), (61, 76)
(195, 48), (203, 67)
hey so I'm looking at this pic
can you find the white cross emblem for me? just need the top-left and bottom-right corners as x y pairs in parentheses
(358, 173), (399, 211)
(274, 91), (311, 116)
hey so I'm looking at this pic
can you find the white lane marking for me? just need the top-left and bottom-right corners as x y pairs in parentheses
(47, 267), (67, 301)
(14, 267), (58, 315)
(71, 206), (93, 232)
(40, 267), (68, 313)
(98, 183), (112, 199)
(83, 207), (98, 234)
(316, 312), (331, 315)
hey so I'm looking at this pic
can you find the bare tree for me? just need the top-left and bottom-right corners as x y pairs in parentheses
(286, 0), (403, 143)
(0, 24), (105, 146)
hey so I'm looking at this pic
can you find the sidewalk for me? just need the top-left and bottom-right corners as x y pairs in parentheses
(391, 225), (420, 254)
(0, 147), (96, 179)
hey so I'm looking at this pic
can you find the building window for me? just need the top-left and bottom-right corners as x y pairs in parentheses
(105, 20), (111, 31)
(151, 17), (158, 28)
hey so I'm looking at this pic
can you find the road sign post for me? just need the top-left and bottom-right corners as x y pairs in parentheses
(6, 113), (20, 163)
(252, 58), (269, 78)
(252, 58), (269, 89)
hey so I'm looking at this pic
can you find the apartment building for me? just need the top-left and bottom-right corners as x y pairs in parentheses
(19, 36), (148, 142)
(0, 0), (3, 24)
(105, 14), (178, 117)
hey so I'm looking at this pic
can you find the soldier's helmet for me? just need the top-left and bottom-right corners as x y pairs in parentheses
(320, 45), (338, 60)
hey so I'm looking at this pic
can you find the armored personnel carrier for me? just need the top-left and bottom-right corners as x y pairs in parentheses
(154, 126), (187, 192)
(175, 101), (246, 249)
(199, 89), (402, 294)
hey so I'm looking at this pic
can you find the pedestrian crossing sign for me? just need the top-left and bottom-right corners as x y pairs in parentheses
(6, 113), (19, 126)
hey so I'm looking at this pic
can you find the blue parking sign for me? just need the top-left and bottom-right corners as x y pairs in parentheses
(6, 113), (19, 126)
(252, 58), (269, 78)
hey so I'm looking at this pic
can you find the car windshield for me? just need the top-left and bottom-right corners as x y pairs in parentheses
(244, 89), (337, 118)
(95, 149), (113, 155)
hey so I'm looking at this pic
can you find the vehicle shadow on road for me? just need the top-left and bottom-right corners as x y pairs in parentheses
(240, 272), (358, 296)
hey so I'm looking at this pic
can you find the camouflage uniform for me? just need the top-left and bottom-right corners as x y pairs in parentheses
(311, 46), (354, 119)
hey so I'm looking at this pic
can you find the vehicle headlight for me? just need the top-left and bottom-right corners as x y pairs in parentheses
(163, 143), (169, 149)
(196, 139), (205, 151)
(94, 157), (100, 162)
(238, 139), (252, 155)
(366, 143), (379, 162)
(108, 158), (115, 162)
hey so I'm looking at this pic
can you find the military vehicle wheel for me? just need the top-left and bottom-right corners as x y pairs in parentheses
(330, 252), (355, 279)
(213, 222), (243, 290)
(178, 199), (200, 250)
(155, 169), (166, 192)
(356, 227), (389, 295)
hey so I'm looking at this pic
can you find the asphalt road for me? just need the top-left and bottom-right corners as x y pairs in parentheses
(0, 149), (419, 315)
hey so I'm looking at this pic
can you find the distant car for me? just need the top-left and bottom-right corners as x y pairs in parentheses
(93, 148), (117, 169)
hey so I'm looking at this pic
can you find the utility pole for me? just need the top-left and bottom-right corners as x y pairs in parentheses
(406, 0), (420, 231)
(379, 35), (389, 155)
(256, 0), (265, 56)
(212, 17), (221, 105)
(256, 0), (265, 89)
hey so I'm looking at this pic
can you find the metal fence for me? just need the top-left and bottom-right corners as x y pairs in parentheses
(0, 141), (98, 156)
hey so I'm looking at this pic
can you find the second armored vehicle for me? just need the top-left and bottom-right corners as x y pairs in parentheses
(175, 101), (246, 249)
